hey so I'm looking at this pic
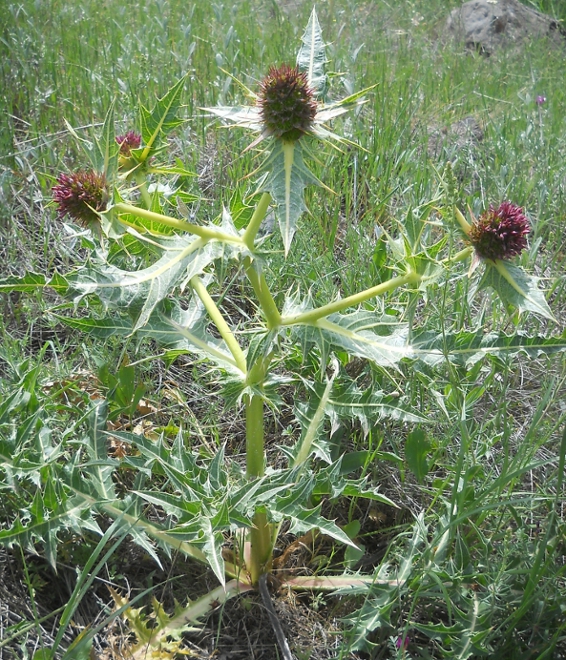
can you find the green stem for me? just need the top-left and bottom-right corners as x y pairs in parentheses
(113, 202), (245, 245)
(190, 276), (247, 375)
(245, 394), (273, 583)
(246, 393), (265, 479)
(281, 272), (421, 326)
(244, 258), (281, 329)
(441, 246), (474, 265)
(243, 192), (271, 250)
(134, 170), (153, 209)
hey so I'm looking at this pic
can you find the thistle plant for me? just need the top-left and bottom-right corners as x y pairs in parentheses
(52, 170), (109, 228)
(0, 8), (561, 657)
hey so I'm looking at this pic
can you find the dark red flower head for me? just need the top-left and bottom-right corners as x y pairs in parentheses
(469, 202), (530, 261)
(52, 170), (109, 227)
(116, 131), (141, 156)
(258, 64), (317, 142)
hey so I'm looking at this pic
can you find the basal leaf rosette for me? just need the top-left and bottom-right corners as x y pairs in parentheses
(52, 170), (109, 229)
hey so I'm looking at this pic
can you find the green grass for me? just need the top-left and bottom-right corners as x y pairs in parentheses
(1, 1), (566, 658)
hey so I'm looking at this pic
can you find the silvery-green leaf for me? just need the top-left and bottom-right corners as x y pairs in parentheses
(296, 7), (327, 98)
(476, 260), (555, 321)
(85, 100), (119, 179)
(412, 329), (566, 368)
(67, 235), (222, 332)
(204, 105), (262, 130)
(262, 141), (320, 255)
(286, 304), (411, 368)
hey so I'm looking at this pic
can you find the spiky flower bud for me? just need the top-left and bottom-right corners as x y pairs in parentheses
(258, 64), (317, 142)
(116, 131), (142, 156)
(52, 170), (109, 227)
(469, 202), (530, 261)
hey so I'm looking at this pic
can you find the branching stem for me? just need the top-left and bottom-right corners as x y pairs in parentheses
(244, 258), (281, 328)
(281, 272), (421, 326)
(243, 192), (272, 249)
(190, 275), (247, 375)
(113, 202), (245, 245)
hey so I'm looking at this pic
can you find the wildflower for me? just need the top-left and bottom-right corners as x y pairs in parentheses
(535, 95), (547, 106)
(468, 202), (530, 261)
(52, 170), (109, 227)
(205, 62), (369, 150)
(116, 131), (143, 172)
(116, 130), (141, 156)
(258, 64), (317, 142)
(395, 635), (410, 650)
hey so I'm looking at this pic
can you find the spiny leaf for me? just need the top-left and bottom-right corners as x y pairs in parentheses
(0, 492), (100, 568)
(203, 105), (262, 130)
(412, 329), (566, 367)
(84, 401), (116, 500)
(67, 236), (222, 332)
(53, 296), (239, 374)
(293, 363), (338, 467)
(275, 497), (357, 549)
(476, 260), (555, 321)
(262, 141), (320, 255)
(139, 75), (187, 160)
(95, 99), (119, 179)
(297, 7), (328, 98)
(200, 518), (226, 586)
(284, 296), (411, 367)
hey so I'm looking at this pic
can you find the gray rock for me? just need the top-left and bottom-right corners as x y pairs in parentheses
(427, 116), (484, 160)
(445, 0), (565, 54)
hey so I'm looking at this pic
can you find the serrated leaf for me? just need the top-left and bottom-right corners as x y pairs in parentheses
(0, 272), (69, 295)
(297, 7), (328, 98)
(68, 235), (221, 332)
(84, 401), (116, 500)
(314, 85), (374, 123)
(262, 141), (320, 255)
(412, 329), (566, 367)
(326, 379), (428, 431)
(139, 75), (187, 160)
(294, 362), (338, 466)
(280, 502), (357, 549)
(94, 99), (119, 179)
(203, 105), (262, 130)
(0, 494), (99, 568)
(476, 260), (555, 321)
(284, 298), (411, 368)
(200, 518), (226, 586)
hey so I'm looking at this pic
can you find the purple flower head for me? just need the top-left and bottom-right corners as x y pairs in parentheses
(535, 95), (547, 106)
(468, 202), (530, 261)
(116, 130), (142, 156)
(396, 635), (410, 650)
(258, 64), (317, 142)
(52, 170), (109, 227)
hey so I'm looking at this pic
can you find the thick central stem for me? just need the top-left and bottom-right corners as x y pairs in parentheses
(246, 394), (265, 479)
(245, 394), (273, 583)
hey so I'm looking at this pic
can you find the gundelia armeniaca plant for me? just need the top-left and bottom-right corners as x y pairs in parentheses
(0, 8), (560, 655)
